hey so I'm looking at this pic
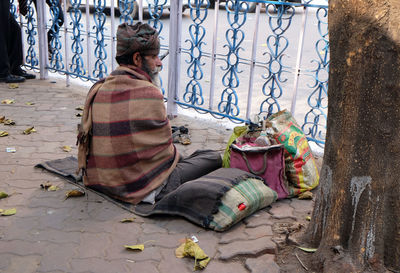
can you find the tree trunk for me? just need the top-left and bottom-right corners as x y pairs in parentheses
(307, 0), (400, 272)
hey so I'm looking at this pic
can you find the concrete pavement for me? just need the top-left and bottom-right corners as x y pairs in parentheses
(0, 75), (317, 273)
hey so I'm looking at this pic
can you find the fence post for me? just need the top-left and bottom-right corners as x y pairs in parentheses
(246, 1), (262, 120)
(209, 0), (220, 110)
(166, 0), (182, 118)
(36, 0), (48, 79)
(290, 5), (308, 115)
(138, 0), (143, 22)
(62, 0), (70, 86)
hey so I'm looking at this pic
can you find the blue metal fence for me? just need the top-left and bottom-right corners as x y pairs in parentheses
(11, 0), (328, 147)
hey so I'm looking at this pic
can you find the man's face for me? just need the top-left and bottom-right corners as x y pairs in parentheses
(141, 54), (162, 87)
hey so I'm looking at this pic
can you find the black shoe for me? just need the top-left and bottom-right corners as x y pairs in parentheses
(12, 69), (36, 80)
(0, 74), (25, 83)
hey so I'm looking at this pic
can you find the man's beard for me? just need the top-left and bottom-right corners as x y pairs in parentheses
(142, 59), (161, 89)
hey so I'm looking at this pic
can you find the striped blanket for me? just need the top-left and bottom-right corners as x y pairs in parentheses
(77, 65), (179, 204)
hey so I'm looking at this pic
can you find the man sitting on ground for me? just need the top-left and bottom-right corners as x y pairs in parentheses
(77, 22), (221, 205)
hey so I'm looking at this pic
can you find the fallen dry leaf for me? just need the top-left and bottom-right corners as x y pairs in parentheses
(47, 185), (60, 191)
(8, 83), (19, 89)
(1, 99), (15, 104)
(124, 244), (144, 251)
(23, 126), (36, 135)
(75, 106), (84, 111)
(0, 116), (5, 123)
(0, 208), (17, 216)
(175, 238), (210, 270)
(197, 258), (211, 270)
(297, 246), (317, 253)
(4, 119), (15, 125)
(75, 113), (82, 117)
(298, 191), (313, 200)
(0, 192), (9, 199)
(25, 102), (35, 105)
(120, 217), (136, 223)
(65, 189), (85, 199)
(40, 182), (59, 191)
(62, 145), (72, 152)
(0, 131), (9, 137)
(306, 216), (311, 221)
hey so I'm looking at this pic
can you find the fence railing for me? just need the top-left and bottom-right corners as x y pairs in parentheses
(11, 0), (329, 147)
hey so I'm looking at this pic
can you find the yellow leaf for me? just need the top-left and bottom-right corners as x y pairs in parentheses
(0, 209), (3, 213)
(0, 192), (9, 199)
(75, 106), (84, 111)
(185, 239), (208, 260)
(47, 185), (59, 191)
(298, 191), (313, 200)
(0, 116), (5, 123)
(306, 216), (311, 221)
(25, 102), (35, 105)
(1, 99), (15, 104)
(65, 189), (85, 199)
(1, 208), (17, 216)
(23, 126), (36, 135)
(175, 243), (185, 258)
(62, 145), (72, 152)
(0, 131), (9, 137)
(297, 246), (317, 253)
(8, 83), (19, 89)
(4, 119), (15, 125)
(124, 244), (144, 251)
(196, 257), (210, 270)
(175, 239), (210, 270)
(120, 217), (136, 223)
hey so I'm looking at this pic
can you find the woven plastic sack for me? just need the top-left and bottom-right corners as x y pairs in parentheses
(267, 110), (319, 196)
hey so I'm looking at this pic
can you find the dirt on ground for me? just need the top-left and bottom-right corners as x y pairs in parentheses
(275, 235), (317, 273)
(274, 155), (323, 273)
(272, 213), (317, 273)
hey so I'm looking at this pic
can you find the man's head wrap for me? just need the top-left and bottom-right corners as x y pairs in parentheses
(116, 22), (160, 57)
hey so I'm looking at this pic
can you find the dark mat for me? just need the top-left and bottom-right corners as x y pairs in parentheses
(35, 156), (82, 182)
(35, 156), (135, 213)
(35, 157), (261, 230)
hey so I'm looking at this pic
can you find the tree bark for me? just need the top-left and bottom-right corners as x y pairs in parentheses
(307, 0), (400, 272)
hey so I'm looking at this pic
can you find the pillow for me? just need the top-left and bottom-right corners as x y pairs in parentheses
(134, 168), (277, 231)
(208, 177), (277, 231)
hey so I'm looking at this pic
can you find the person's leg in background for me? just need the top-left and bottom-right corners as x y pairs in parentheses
(156, 150), (223, 201)
(8, 10), (35, 80)
(0, 1), (25, 83)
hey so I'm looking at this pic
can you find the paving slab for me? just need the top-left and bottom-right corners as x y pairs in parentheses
(218, 237), (277, 260)
(245, 254), (280, 273)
